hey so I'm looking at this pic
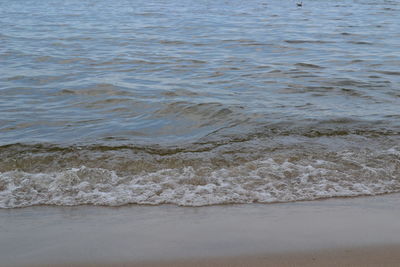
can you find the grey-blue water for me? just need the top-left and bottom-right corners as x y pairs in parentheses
(0, 0), (400, 208)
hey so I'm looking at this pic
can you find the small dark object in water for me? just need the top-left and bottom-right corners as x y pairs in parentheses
(297, 2), (303, 7)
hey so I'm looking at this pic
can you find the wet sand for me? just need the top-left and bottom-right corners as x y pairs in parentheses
(110, 245), (400, 267)
(29, 245), (400, 266)
(1, 193), (400, 266)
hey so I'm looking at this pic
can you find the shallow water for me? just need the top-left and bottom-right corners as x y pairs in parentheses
(1, 0), (399, 207)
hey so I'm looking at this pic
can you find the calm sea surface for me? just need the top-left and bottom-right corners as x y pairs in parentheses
(1, 0), (400, 208)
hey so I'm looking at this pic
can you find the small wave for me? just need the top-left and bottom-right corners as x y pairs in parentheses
(34, 56), (58, 63)
(349, 41), (373, 45)
(5, 74), (70, 86)
(58, 57), (94, 64)
(152, 101), (237, 123)
(294, 63), (324, 69)
(159, 40), (188, 45)
(1, 149), (399, 208)
(328, 78), (369, 87)
(285, 40), (333, 44)
(136, 12), (166, 17)
(161, 89), (201, 97)
(1, 140), (399, 208)
(55, 83), (134, 97)
(375, 70), (400, 76)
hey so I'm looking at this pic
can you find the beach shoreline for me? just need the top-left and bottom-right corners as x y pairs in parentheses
(51, 245), (400, 267)
(2, 193), (400, 266)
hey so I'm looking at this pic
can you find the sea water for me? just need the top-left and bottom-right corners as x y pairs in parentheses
(1, 0), (400, 207)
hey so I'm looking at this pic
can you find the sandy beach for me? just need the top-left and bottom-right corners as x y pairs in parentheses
(43, 245), (400, 267)
(2, 193), (400, 266)
(98, 246), (400, 267)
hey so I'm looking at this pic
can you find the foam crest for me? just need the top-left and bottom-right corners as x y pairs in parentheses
(1, 147), (399, 208)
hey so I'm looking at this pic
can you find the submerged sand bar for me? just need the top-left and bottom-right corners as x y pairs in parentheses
(1, 193), (400, 266)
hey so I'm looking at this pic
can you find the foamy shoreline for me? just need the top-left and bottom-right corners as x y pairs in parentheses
(2, 194), (400, 266)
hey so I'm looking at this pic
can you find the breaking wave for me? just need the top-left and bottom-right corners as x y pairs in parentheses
(1, 136), (399, 208)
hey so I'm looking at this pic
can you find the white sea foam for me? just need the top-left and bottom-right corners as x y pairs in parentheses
(1, 148), (399, 208)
